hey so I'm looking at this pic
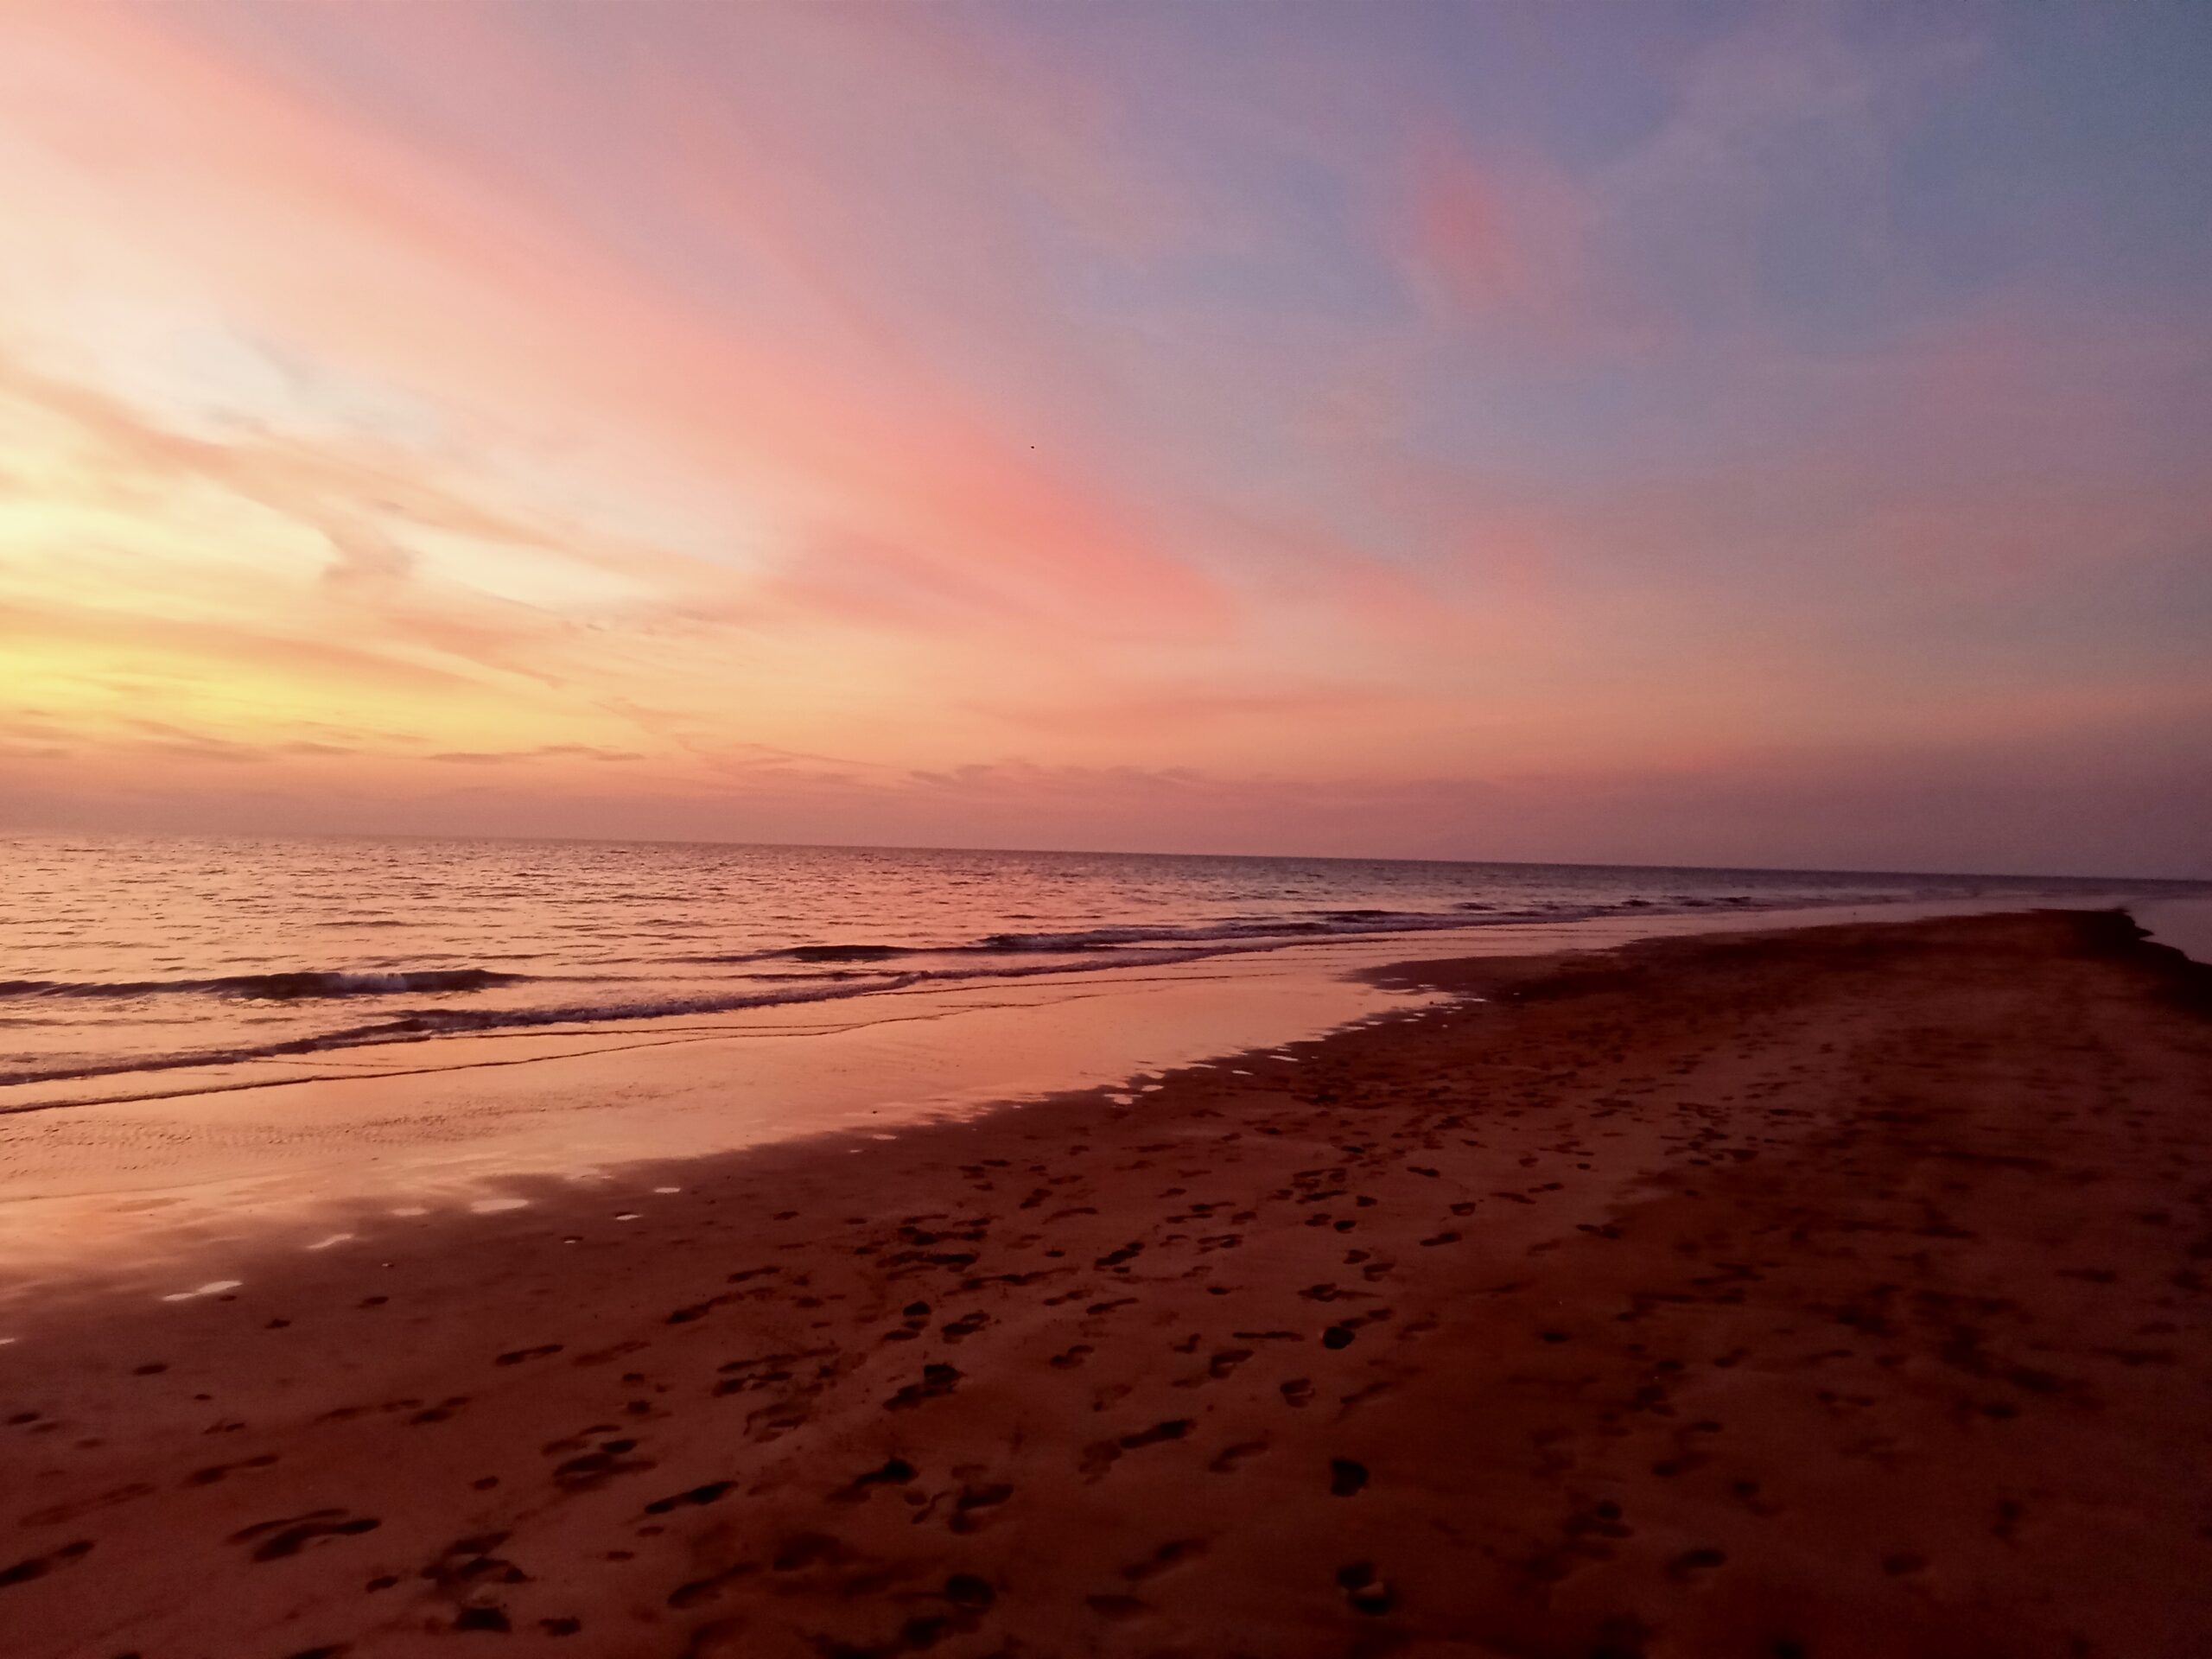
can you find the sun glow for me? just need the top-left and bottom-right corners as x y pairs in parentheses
(0, 3), (2205, 872)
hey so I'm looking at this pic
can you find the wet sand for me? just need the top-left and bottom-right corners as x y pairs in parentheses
(3, 910), (2209, 1658)
(0, 897), (2057, 1300)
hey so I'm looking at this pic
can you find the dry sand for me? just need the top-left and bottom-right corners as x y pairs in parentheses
(2, 910), (2208, 1658)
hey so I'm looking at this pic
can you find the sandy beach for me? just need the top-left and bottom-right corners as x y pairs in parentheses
(3, 909), (2209, 1658)
(11, 5), (2209, 1654)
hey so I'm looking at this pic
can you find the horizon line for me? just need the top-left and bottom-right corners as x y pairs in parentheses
(3, 823), (2202, 890)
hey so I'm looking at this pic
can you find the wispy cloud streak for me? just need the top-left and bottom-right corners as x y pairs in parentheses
(0, 2), (2205, 874)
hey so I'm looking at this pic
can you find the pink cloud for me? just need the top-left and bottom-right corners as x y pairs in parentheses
(1394, 130), (1614, 346)
(0, 4), (2201, 874)
(2, 5), (1230, 641)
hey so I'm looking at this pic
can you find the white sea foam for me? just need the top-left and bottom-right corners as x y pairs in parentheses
(160, 1280), (241, 1302)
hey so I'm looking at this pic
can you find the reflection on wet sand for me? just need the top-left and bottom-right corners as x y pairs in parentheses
(0, 896), (2138, 1302)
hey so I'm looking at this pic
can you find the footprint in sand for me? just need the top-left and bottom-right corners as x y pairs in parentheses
(185, 1452), (279, 1486)
(1205, 1348), (1254, 1380)
(1336, 1560), (1396, 1616)
(950, 1483), (1015, 1533)
(667, 1564), (756, 1611)
(772, 1533), (859, 1573)
(552, 1439), (653, 1490)
(1666, 1547), (1728, 1581)
(227, 1509), (379, 1562)
(885, 1363), (962, 1410)
(831, 1458), (916, 1502)
(644, 1481), (735, 1514)
(1122, 1539), (1210, 1581)
(943, 1573), (997, 1611)
(1118, 1421), (1192, 1450)
(1208, 1439), (1268, 1473)
(0, 1539), (93, 1589)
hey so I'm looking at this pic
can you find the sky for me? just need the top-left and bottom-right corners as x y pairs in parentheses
(0, 2), (2207, 877)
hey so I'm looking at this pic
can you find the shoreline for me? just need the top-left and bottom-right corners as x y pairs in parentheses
(0, 893), (2159, 1303)
(3, 909), (2209, 1656)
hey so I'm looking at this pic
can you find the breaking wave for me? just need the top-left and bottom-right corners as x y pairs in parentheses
(0, 967), (526, 1001)
(0, 949), (1229, 1094)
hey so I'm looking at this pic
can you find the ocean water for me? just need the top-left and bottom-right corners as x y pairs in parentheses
(0, 834), (2190, 1091)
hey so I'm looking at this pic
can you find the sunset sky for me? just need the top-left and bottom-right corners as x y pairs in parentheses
(1, 2), (2206, 875)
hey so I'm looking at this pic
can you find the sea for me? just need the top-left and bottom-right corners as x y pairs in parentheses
(3, 834), (2196, 1095)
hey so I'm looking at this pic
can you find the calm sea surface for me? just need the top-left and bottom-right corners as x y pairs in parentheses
(1, 836), (2193, 1090)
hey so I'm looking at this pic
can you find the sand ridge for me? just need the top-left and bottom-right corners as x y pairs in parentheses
(2, 911), (2208, 1658)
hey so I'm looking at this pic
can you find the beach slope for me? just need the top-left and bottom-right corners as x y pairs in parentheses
(3, 911), (2209, 1658)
